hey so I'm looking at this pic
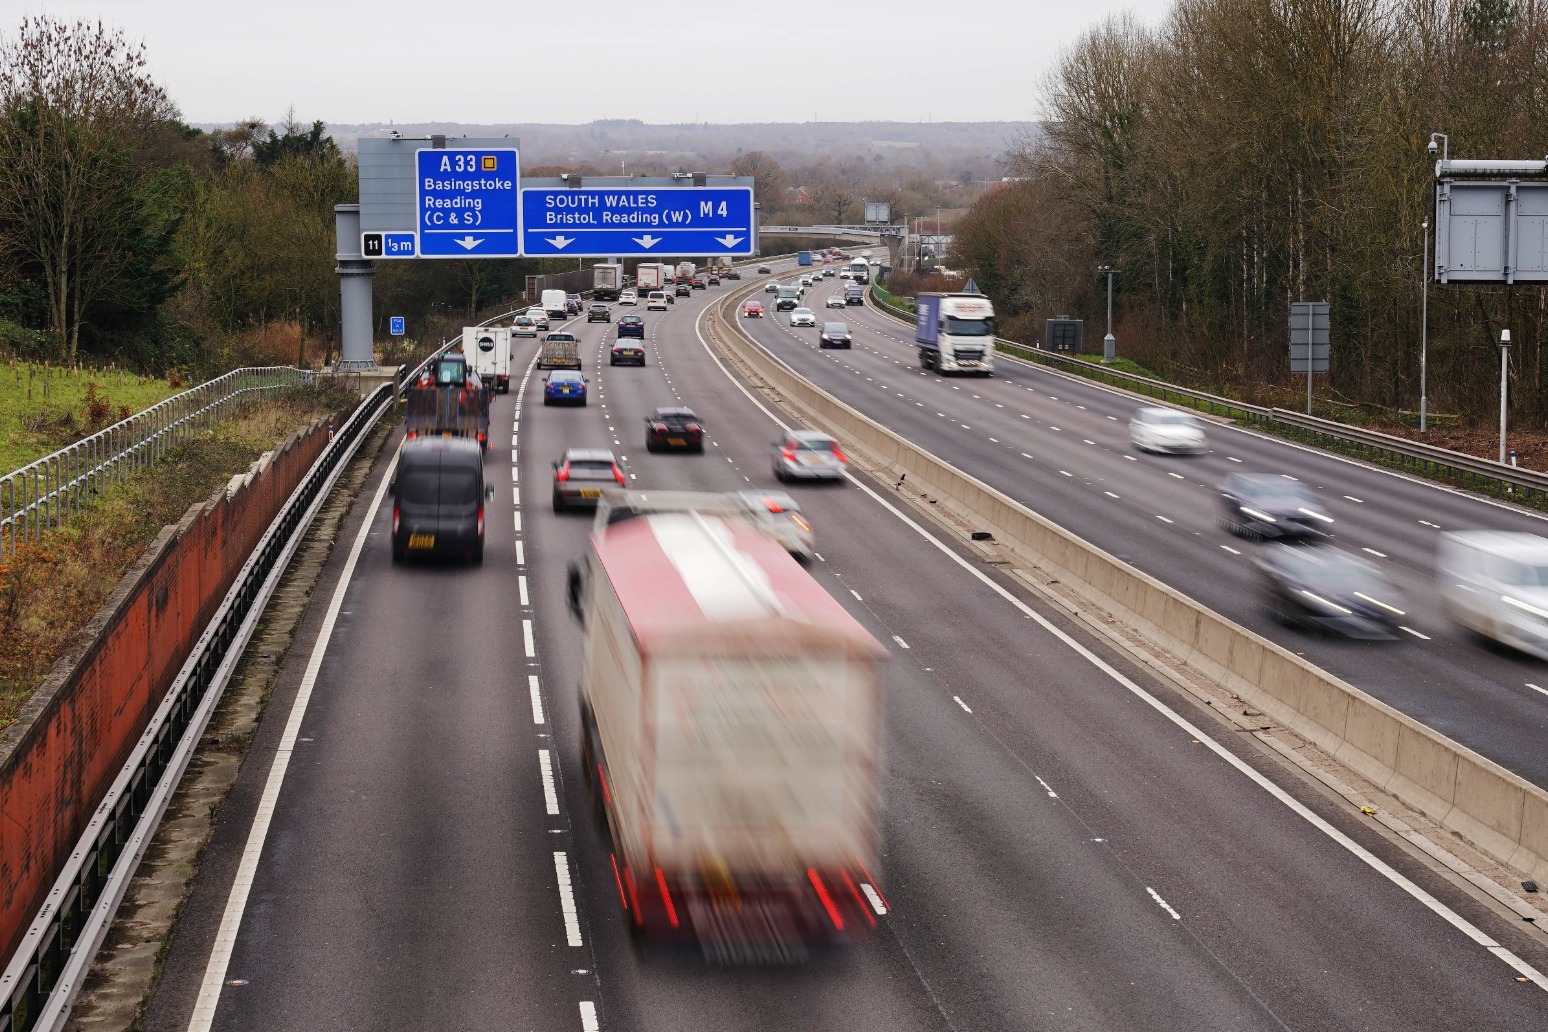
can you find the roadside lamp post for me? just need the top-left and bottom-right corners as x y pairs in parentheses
(1420, 217), (1430, 433)
(1499, 329), (1511, 464)
(1098, 265), (1116, 363)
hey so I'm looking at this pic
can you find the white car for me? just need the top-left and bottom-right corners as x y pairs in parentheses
(764, 281), (780, 293)
(799, 275), (813, 287)
(789, 307), (816, 327)
(526, 308), (550, 330)
(736, 491), (814, 561)
(1129, 407), (1207, 454)
(824, 294), (846, 309)
(618, 289), (638, 305)
(646, 291), (669, 310)
(512, 315), (537, 337)
(838, 269), (853, 280)
(773, 430), (847, 482)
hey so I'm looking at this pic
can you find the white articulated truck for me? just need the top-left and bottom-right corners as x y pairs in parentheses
(915, 292), (996, 375)
(461, 325), (512, 393)
(573, 508), (889, 959)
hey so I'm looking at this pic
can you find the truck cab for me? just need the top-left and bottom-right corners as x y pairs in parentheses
(915, 293), (997, 375)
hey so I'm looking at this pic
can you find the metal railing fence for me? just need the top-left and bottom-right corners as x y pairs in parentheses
(1, 367), (310, 555)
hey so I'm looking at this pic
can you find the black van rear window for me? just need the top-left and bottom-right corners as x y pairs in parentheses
(399, 469), (478, 504)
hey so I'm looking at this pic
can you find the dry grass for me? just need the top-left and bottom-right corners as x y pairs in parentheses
(0, 388), (355, 730)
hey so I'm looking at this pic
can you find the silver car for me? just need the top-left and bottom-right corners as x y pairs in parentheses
(736, 490), (815, 560)
(773, 430), (848, 482)
(789, 307), (817, 327)
(1129, 407), (1207, 454)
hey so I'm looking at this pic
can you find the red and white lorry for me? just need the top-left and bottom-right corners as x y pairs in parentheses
(573, 508), (889, 958)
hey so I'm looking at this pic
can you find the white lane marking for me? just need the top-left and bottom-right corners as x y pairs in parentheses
(850, 589), (863, 601)
(1123, 455), (1138, 461)
(187, 445), (400, 1031)
(519, 575), (530, 607)
(1227, 456), (1243, 463)
(580, 1002), (600, 1032)
(523, 619), (536, 658)
(554, 852), (583, 946)
(1021, 453), (1034, 459)
(860, 883), (888, 915)
(1156, 515), (1174, 524)
(512, 467), (519, 484)
(1528, 683), (1548, 698)
(512, 487), (520, 507)
(1167, 472), (1185, 480)
(698, 299), (1548, 991)
(814, 552), (825, 562)
(1344, 495), (1364, 503)
(1147, 887), (1182, 920)
(539, 749), (560, 815)
(1105, 491), (1121, 499)
(515, 540), (525, 566)
(1049, 425), (1061, 431)
(514, 511), (523, 533)
(1221, 545), (1242, 555)
(1420, 519), (1441, 528)
(1401, 626), (1431, 640)
(1059, 470), (1072, 477)
(1083, 439), (1095, 445)
(989, 437), (1000, 444)
(953, 696), (972, 713)
(1362, 548), (1388, 558)
(529, 674), (546, 724)
(892, 635), (911, 649)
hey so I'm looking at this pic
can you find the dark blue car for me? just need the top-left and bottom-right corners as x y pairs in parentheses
(543, 370), (588, 406)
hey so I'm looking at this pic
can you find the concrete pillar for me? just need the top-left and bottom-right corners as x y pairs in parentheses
(335, 204), (376, 370)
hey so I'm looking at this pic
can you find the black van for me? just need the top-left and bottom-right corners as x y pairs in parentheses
(390, 438), (492, 564)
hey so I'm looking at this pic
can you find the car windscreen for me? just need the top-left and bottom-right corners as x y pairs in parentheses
(823, 323), (848, 333)
(944, 316), (997, 337)
(398, 468), (477, 505)
(1498, 559), (1548, 586)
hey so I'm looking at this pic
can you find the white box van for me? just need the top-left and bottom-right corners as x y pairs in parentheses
(1436, 530), (1548, 659)
(462, 325), (512, 393)
(646, 291), (668, 311)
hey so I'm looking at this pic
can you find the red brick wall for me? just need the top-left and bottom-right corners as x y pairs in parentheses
(0, 418), (332, 960)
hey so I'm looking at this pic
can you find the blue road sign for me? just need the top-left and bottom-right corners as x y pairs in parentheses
(521, 186), (754, 257)
(389, 316), (406, 336)
(417, 148), (519, 257)
(361, 231), (417, 258)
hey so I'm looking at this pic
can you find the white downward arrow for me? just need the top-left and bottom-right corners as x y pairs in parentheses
(633, 234), (662, 249)
(545, 235), (574, 249)
(715, 234), (744, 248)
(454, 235), (484, 250)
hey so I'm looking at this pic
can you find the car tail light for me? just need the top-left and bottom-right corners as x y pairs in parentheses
(685, 423), (700, 434)
(477, 505), (485, 538)
(761, 499), (785, 513)
(832, 447), (849, 464)
(406, 430), (418, 440)
(781, 448), (796, 461)
(556, 465), (570, 482)
(613, 465), (626, 485)
(651, 422), (668, 433)
(392, 503), (400, 534)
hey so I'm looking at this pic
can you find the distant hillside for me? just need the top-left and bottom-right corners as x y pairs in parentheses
(199, 120), (1042, 170)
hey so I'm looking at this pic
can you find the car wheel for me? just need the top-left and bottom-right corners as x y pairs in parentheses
(693, 442), (705, 454)
(773, 465), (786, 482)
(391, 542), (404, 563)
(645, 439), (656, 453)
(543, 397), (552, 406)
(472, 544), (484, 565)
(553, 493), (565, 514)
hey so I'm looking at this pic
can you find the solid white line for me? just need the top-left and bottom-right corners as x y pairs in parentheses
(554, 852), (583, 946)
(580, 1001), (600, 1032)
(860, 883), (888, 915)
(539, 749), (560, 815)
(515, 540), (525, 566)
(523, 619), (535, 658)
(519, 575), (530, 607)
(892, 635), (910, 649)
(186, 447), (400, 1031)
(695, 297), (1548, 991)
(953, 695), (972, 713)
(529, 674), (546, 724)
(1147, 886), (1182, 920)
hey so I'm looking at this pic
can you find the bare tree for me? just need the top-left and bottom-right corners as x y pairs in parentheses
(0, 16), (174, 363)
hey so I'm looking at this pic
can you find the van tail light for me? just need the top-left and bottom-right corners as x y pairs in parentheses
(392, 504), (400, 534)
(613, 465), (627, 485)
(556, 466), (570, 483)
(477, 505), (485, 538)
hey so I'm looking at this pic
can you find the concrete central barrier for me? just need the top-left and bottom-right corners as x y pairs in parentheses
(708, 297), (1548, 886)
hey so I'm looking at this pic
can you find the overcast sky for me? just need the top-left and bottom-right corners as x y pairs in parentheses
(6, 0), (1174, 125)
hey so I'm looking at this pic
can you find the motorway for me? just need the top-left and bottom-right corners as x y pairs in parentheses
(139, 273), (1548, 1031)
(735, 273), (1548, 788)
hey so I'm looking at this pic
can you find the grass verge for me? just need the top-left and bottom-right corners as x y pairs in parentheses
(0, 361), (185, 475)
(0, 385), (354, 730)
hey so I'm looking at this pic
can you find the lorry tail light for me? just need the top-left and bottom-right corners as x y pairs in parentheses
(808, 868), (844, 931)
(611, 854), (629, 911)
(654, 868), (680, 928)
(392, 504), (400, 535)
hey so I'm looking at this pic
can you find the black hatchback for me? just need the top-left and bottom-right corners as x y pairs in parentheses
(390, 438), (492, 564)
(1219, 473), (1333, 540)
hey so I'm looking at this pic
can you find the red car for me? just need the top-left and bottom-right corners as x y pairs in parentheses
(743, 301), (764, 318)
